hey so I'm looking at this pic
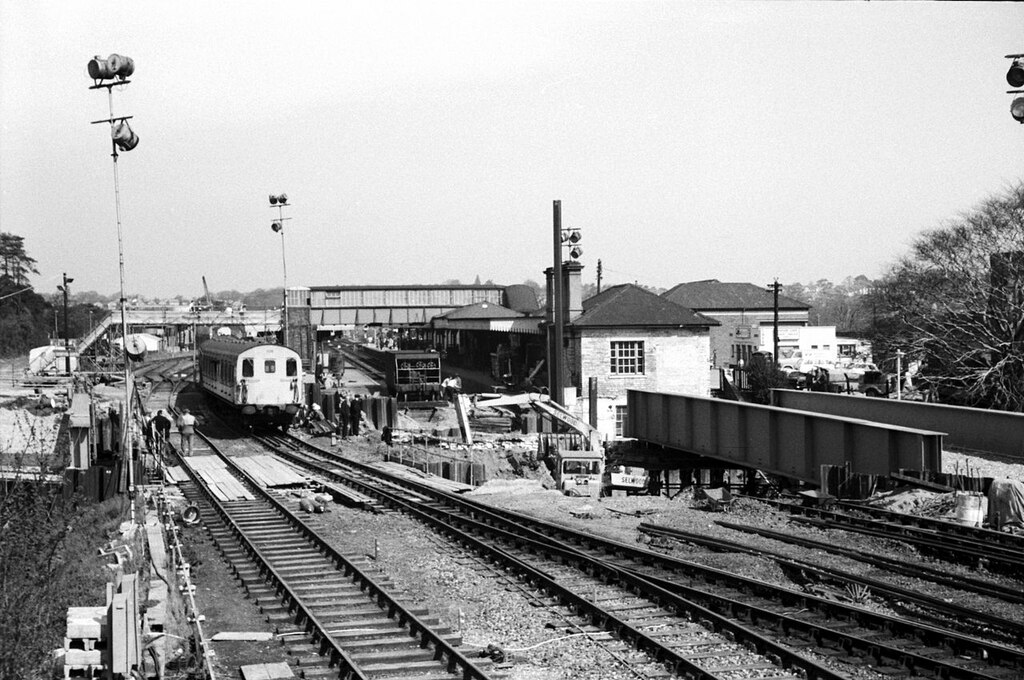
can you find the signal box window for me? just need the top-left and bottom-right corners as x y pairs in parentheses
(610, 341), (644, 375)
(286, 358), (298, 377)
(242, 359), (254, 378)
(264, 360), (276, 374)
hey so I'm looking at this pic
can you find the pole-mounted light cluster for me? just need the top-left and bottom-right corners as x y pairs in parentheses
(269, 194), (289, 232)
(88, 54), (139, 151)
(268, 194), (292, 347)
(560, 228), (583, 261)
(1006, 54), (1024, 124)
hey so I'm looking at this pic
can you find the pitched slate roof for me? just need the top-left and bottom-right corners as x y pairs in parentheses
(435, 301), (524, 320)
(662, 279), (810, 311)
(573, 284), (718, 328)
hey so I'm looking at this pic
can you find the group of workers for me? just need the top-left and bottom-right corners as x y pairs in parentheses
(295, 392), (365, 438)
(143, 408), (197, 456)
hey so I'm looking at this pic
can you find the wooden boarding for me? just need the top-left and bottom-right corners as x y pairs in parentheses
(233, 455), (308, 488)
(185, 456), (255, 501)
(211, 631), (275, 641)
(240, 662), (295, 679)
(320, 480), (375, 509)
(164, 466), (190, 484)
(372, 461), (474, 494)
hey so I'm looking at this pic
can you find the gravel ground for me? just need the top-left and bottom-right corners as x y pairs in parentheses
(232, 430), (1024, 679)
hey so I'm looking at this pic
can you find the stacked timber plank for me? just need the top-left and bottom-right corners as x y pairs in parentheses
(233, 455), (308, 488)
(320, 476), (377, 509)
(186, 456), (254, 501)
(372, 461), (475, 494)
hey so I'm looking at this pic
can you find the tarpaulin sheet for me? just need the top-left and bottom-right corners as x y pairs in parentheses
(987, 478), (1024, 532)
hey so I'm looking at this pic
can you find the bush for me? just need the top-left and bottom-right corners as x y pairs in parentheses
(0, 479), (125, 679)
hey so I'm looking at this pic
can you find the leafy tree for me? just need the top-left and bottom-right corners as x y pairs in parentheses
(745, 354), (786, 404)
(873, 183), (1024, 410)
(783, 276), (875, 333)
(0, 233), (38, 285)
(0, 281), (51, 357)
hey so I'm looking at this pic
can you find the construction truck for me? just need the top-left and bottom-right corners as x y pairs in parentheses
(475, 393), (606, 497)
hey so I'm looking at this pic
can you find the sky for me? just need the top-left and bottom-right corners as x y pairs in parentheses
(1, 2), (1022, 300)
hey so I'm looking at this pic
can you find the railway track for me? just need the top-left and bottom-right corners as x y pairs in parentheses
(756, 497), (1024, 576)
(258, 434), (827, 679)
(254, 433), (1024, 680)
(173, 431), (499, 680)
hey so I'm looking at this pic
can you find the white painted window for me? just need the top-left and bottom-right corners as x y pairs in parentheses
(610, 341), (645, 374)
(615, 405), (628, 437)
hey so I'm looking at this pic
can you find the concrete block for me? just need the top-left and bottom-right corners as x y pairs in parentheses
(66, 607), (107, 639)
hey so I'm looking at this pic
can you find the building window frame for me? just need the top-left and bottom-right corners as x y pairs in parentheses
(610, 340), (645, 375)
(615, 405), (628, 437)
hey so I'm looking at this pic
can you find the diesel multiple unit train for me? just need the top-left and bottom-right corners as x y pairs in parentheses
(197, 338), (303, 429)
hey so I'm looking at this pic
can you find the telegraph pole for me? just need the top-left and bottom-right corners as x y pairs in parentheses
(59, 273), (74, 374)
(550, 200), (563, 404)
(768, 279), (781, 367)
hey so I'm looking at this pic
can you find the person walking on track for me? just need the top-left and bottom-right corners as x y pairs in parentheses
(177, 409), (197, 456)
(153, 409), (172, 454)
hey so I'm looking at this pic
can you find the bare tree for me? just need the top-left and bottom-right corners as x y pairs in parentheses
(874, 183), (1024, 410)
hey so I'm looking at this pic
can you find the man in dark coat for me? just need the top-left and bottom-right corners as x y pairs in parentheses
(152, 409), (172, 453)
(349, 394), (363, 436)
(336, 394), (350, 438)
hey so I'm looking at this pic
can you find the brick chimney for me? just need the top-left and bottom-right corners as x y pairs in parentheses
(544, 262), (585, 323)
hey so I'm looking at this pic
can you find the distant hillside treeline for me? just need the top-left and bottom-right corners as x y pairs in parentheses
(0, 258), (878, 359)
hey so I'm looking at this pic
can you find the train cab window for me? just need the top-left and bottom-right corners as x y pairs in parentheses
(562, 460), (600, 475)
(286, 358), (297, 377)
(264, 360), (276, 374)
(242, 359), (254, 378)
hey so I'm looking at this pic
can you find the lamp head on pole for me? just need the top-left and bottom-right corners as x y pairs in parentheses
(269, 193), (288, 206)
(1008, 58), (1024, 88)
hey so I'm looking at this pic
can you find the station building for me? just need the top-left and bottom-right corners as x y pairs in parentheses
(662, 280), (811, 369)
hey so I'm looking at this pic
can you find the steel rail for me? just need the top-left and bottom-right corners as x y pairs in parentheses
(190, 434), (493, 680)
(172, 449), (372, 680)
(260, 437), (852, 680)
(712, 519), (1024, 606)
(639, 522), (1024, 644)
(272, 435), (1024, 679)
(835, 500), (1024, 552)
(786, 515), (1024, 575)
(758, 496), (1024, 555)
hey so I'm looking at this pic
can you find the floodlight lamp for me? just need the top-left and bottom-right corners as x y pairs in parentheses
(1012, 96), (1024, 124)
(107, 54), (134, 80)
(567, 229), (582, 244)
(279, 193), (288, 204)
(272, 221), (283, 233)
(1008, 59), (1024, 89)
(569, 245), (583, 260)
(111, 121), (139, 151)
(269, 195), (278, 205)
